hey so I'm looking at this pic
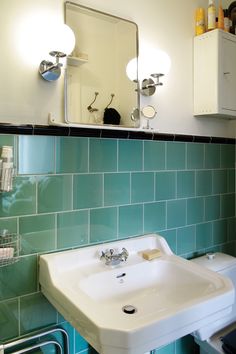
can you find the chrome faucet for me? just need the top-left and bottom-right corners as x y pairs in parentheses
(100, 248), (129, 266)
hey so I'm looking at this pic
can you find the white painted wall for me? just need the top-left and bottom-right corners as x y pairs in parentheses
(1, 0), (236, 137)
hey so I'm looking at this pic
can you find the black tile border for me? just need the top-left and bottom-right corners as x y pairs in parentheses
(0, 124), (33, 135)
(0, 124), (235, 144)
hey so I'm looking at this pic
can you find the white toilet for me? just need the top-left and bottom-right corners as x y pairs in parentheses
(191, 252), (236, 354)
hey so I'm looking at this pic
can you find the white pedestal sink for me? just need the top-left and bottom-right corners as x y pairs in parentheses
(39, 234), (234, 354)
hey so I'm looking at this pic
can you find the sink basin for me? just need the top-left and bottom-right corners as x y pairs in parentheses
(39, 234), (234, 354)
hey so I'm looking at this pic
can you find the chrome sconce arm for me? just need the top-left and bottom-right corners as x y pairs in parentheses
(39, 51), (66, 82)
(139, 73), (164, 96)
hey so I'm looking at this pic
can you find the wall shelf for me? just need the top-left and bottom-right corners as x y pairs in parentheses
(67, 55), (88, 67)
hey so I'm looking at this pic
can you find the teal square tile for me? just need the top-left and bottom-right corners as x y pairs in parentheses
(90, 207), (117, 243)
(221, 193), (235, 218)
(196, 170), (212, 196)
(144, 202), (166, 233)
(0, 177), (36, 217)
(131, 172), (154, 203)
(0, 135), (15, 147)
(75, 329), (89, 352)
(0, 218), (17, 234)
(19, 214), (56, 255)
(118, 204), (143, 238)
(221, 144), (235, 168)
(167, 200), (186, 228)
(0, 299), (19, 341)
(144, 141), (165, 171)
(196, 222), (213, 249)
(166, 142), (186, 170)
(228, 169), (235, 193)
(205, 195), (220, 221)
(38, 175), (72, 213)
(0, 255), (37, 301)
(222, 242), (236, 257)
(73, 174), (103, 209)
(228, 218), (236, 242)
(18, 136), (54, 174)
(56, 137), (88, 173)
(57, 210), (88, 249)
(89, 139), (117, 172)
(177, 171), (195, 198)
(58, 322), (75, 354)
(176, 335), (196, 354)
(104, 173), (130, 206)
(20, 293), (57, 335)
(177, 226), (196, 255)
(118, 140), (143, 171)
(155, 342), (175, 354)
(213, 170), (227, 194)
(213, 219), (227, 245)
(187, 143), (204, 169)
(187, 197), (204, 224)
(155, 172), (176, 201)
(159, 229), (177, 253)
(205, 144), (220, 169)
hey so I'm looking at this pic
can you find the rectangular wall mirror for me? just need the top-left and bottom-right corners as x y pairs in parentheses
(65, 2), (140, 128)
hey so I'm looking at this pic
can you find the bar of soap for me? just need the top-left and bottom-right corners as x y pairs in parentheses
(142, 249), (162, 260)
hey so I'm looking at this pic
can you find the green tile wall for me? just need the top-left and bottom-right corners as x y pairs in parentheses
(0, 135), (235, 354)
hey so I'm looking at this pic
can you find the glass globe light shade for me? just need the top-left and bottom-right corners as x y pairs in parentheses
(139, 47), (171, 79)
(126, 58), (138, 81)
(50, 24), (76, 55)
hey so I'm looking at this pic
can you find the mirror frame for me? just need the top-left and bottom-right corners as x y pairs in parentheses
(63, 1), (140, 129)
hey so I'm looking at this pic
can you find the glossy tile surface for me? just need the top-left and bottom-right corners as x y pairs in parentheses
(144, 141), (165, 171)
(90, 207), (117, 243)
(104, 173), (130, 206)
(57, 210), (88, 248)
(0, 134), (234, 354)
(73, 174), (103, 209)
(38, 175), (72, 213)
(156, 172), (176, 201)
(19, 214), (56, 255)
(131, 172), (154, 203)
(56, 137), (88, 173)
(118, 204), (143, 238)
(89, 139), (117, 172)
(18, 136), (54, 174)
(118, 140), (143, 171)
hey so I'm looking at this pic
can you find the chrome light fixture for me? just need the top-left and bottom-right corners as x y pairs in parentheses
(126, 49), (171, 96)
(39, 24), (75, 82)
(140, 73), (164, 96)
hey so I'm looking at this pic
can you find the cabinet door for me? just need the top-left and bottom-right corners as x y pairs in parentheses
(221, 37), (236, 112)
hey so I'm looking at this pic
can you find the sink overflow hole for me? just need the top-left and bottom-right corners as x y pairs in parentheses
(122, 305), (137, 314)
(116, 273), (126, 279)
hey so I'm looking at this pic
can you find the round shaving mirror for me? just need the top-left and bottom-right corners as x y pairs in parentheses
(141, 105), (156, 129)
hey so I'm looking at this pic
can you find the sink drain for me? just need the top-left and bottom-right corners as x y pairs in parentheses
(122, 305), (137, 314)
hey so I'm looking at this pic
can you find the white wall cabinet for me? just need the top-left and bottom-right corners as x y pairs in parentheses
(194, 29), (236, 119)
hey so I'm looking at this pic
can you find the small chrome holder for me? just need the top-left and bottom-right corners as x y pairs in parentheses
(0, 230), (20, 267)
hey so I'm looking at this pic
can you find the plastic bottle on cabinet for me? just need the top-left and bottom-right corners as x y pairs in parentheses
(208, 0), (216, 30)
(195, 8), (205, 36)
(218, 0), (224, 29)
(224, 9), (230, 32)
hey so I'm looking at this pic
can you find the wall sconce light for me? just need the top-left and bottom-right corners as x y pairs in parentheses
(126, 49), (171, 97)
(39, 24), (75, 82)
